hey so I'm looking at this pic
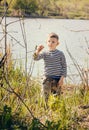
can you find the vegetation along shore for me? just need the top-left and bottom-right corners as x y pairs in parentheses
(0, 0), (89, 19)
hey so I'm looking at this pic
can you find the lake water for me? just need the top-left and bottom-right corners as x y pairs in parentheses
(0, 17), (89, 83)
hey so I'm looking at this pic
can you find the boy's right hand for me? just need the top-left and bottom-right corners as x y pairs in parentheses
(36, 45), (44, 53)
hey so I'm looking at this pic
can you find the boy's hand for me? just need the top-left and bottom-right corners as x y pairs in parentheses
(36, 45), (44, 53)
(58, 76), (64, 86)
(33, 45), (44, 59)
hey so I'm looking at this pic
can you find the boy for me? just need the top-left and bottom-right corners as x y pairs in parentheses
(33, 33), (67, 102)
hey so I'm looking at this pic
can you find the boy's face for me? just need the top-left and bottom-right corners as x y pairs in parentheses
(47, 37), (59, 50)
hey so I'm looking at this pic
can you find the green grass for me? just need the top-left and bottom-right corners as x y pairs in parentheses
(0, 64), (89, 129)
(0, 43), (89, 129)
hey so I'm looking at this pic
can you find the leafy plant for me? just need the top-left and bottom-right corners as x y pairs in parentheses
(0, 105), (12, 129)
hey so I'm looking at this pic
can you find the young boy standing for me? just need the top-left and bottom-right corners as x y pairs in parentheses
(34, 33), (67, 102)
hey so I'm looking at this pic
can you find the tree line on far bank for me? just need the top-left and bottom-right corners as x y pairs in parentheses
(0, 0), (89, 19)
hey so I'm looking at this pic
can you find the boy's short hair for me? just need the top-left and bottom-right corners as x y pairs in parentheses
(49, 33), (59, 40)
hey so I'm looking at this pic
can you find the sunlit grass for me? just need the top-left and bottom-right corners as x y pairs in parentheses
(0, 45), (89, 129)
(0, 68), (89, 129)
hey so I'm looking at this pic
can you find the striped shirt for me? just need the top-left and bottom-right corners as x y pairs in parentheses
(34, 49), (67, 77)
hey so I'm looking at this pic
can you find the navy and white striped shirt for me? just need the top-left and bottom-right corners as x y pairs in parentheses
(34, 49), (67, 77)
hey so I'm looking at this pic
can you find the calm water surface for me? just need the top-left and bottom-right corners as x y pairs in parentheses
(0, 18), (89, 83)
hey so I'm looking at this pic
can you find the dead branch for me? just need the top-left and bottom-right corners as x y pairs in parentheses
(0, 53), (7, 68)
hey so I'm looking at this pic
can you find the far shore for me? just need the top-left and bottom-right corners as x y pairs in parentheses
(0, 14), (89, 20)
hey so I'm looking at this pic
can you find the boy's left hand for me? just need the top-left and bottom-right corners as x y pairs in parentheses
(58, 76), (64, 86)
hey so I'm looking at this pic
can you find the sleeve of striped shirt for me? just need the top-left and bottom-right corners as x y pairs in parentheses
(33, 52), (45, 61)
(61, 52), (67, 77)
